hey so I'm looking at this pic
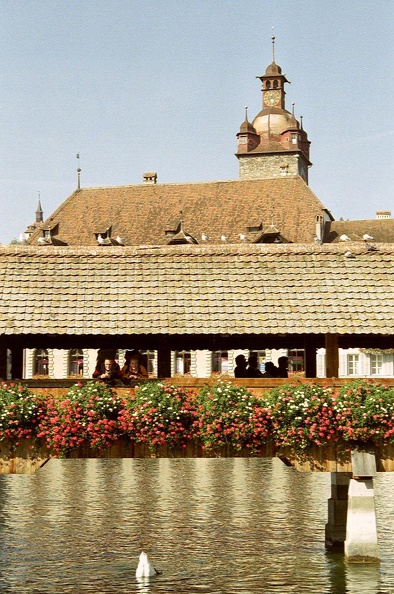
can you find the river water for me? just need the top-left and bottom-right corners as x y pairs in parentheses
(0, 458), (393, 593)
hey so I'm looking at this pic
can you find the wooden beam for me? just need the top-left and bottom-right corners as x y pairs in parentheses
(10, 347), (23, 380)
(0, 340), (7, 380)
(326, 333), (339, 378)
(304, 336), (318, 378)
(157, 337), (171, 378)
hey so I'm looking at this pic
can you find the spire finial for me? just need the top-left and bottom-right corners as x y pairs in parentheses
(300, 115), (304, 130)
(244, 105), (248, 121)
(272, 35), (276, 62)
(292, 102), (295, 116)
(76, 153), (81, 190)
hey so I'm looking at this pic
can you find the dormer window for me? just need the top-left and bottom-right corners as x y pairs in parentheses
(291, 133), (298, 145)
(44, 229), (51, 239)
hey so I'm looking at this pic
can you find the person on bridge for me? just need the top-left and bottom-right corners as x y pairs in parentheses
(120, 350), (148, 381)
(278, 356), (289, 378)
(234, 354), (247, 377)
(262, 361), (279, 377)
(93, 358), (122, 384)
(245, 355), (263, 377)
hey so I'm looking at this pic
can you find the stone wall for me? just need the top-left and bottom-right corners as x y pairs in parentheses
(239, 153), (301, 180)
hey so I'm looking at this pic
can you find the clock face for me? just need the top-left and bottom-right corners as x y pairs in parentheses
(264, 90), (280, 107)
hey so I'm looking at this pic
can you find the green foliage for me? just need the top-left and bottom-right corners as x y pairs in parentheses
(266, 383), (336, 454)
(335, 380), (394, 445)
(0, 382), (47, 443)
(196, 380), (270, 453)
(122, 382), (197, 449)
(67, 381), (124, 419)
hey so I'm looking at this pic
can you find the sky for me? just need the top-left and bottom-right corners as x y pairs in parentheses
(0, 0), (393, 244)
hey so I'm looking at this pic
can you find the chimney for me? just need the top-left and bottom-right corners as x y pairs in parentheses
(143, 172), (157, 185)
(376, 210), (391, 219)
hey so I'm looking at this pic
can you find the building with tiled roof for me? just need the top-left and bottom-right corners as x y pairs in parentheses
(5, 41), (393, 380)
(28, 178), (332, 247)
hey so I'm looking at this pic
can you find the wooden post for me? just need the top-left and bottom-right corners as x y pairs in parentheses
(304, 337), (317, 378)
(0, 340), (7, 379)
(10, 346), (23, 379)
(157, 337), (171, 378)
(325, 333), (339, 378)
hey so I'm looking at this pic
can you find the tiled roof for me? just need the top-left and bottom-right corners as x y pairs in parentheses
(324, 219), (394, 243)
(28, 178), (329, 246)
(0, 243), (393, 336)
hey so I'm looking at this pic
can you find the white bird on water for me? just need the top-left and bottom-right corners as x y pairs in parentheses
(136, 551), (158, 578)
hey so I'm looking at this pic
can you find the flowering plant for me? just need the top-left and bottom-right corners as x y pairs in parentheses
(266, 383), (336, 454)
(121, 382), (198, 450)
(0, 382), (47, 446)
(196, 381), (270, 454)
(38, 381), (126, 456)
(334, 380), (394, 446)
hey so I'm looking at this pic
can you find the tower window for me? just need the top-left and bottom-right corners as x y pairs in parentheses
(291, 133), (298, 145)
(266, 81), (271, 89)
(273, 80), (278, 88)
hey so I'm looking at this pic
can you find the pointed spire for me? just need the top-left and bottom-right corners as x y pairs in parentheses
(36, 192), (43, 223)
(272, 35), (276, 62)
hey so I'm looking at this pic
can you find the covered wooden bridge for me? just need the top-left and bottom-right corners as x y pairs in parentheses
(0, 241), (393, 378)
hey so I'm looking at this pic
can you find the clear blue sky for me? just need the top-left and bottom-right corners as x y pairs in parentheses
(0, 0), (393, 243)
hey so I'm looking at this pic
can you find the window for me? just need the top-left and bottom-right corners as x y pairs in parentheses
(212, 351), (228, 374)
(347, 354), (359, 376)
(249, 350), (266, 372)
(288, 349), (305, 373)
(291, 133), (298, 145)
(370, 353), (383, 375)
(69, 349), (84, 376)
(34, 349), (49, 376)
(140, 350), (156, 376)
(174, 351), (191, 375)
(273, 79), (278, 88)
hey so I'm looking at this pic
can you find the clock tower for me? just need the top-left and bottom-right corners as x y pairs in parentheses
(236, 37), (311, 184)
(259, 37), (289, 110)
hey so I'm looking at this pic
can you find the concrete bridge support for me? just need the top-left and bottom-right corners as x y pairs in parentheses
(325, 451), (381, 563)
(345, 477), (380, 563)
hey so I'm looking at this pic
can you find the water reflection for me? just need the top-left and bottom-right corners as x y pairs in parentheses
(0, 459), (392, 592)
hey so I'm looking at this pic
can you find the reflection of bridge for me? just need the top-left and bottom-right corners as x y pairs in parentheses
(3, 434), (392, 565)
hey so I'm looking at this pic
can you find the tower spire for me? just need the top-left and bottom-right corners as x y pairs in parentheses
(76, 153), (81, 190)
(36, 192), (43, 223)
(272, 35), (276, 62)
